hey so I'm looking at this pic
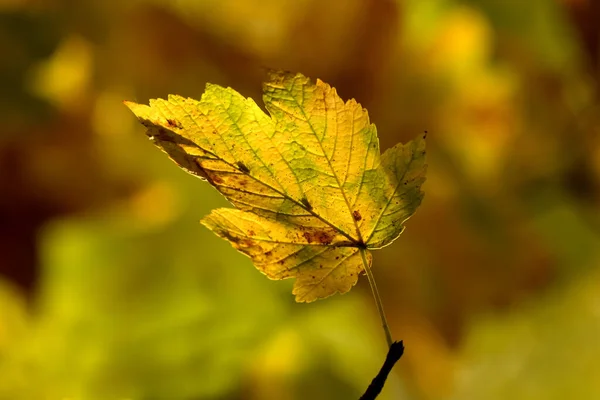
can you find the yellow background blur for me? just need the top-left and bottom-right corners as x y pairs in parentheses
(1, 0), (600, 399)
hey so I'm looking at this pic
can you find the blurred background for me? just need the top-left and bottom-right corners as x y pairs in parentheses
(1, 0), (600, 399)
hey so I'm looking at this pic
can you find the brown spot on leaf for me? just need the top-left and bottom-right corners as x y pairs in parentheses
(248, 230), (255, 236)
(300, 196), (313, 211)
(239, 239), (254, 247)
(231, 174), (248, 187)
(236, 161), (250, 173)
(211, 175), (224, 184)
(221, 231), (234, 241)
(302, 230), (334, 245)
(166, 118), (182, 128)
(352, 210), (362, 221)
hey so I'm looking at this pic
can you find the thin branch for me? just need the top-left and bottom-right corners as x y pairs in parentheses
(359, 341), (405, 400)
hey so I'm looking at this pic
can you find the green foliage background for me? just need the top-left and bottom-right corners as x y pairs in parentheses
(1, 0), (599, 399)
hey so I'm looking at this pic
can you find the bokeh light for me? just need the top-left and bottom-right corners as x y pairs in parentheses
(1, 0), (599, 399)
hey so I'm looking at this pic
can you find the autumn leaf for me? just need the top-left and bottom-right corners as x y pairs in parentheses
(124, 71), (426, 303)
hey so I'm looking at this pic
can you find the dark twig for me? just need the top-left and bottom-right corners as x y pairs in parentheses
(359, 341), (405, 400)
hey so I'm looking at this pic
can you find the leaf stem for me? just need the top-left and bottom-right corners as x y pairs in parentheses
(360, 248), (393, 348)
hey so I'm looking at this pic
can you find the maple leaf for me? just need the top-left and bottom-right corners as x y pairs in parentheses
(124, 71), (426, 304)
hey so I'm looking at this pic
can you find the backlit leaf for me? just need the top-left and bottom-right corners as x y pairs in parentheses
(125, 71), (426, 302)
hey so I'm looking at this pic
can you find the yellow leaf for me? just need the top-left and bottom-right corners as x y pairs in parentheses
(125, 71), (426, 302)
